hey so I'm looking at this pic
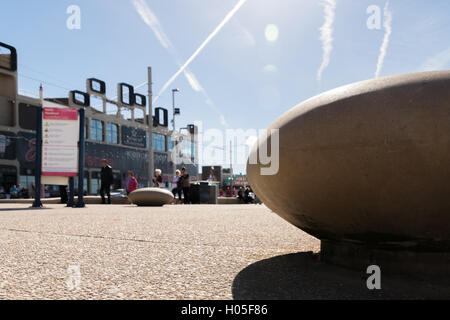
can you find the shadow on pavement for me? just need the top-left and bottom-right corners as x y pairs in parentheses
(0, 207), (53, 212)
(232, 252), (450, 300)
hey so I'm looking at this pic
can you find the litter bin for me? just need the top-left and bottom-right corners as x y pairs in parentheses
(199, 182), (210, 204)
(190, 183), (200, 204)
(208, 184), (218, 204)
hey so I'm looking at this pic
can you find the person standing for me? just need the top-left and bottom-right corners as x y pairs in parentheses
(172, 170), (182, 204)
(28, 182), (35, 199)
(208, 166), (216, 182)
(238, 187), (245, 203)
(125, 171), (138, 195)
(244, 186), (253, 204)
(100, 159), (113, 204)
(152, 169), (163, 188)
(181, 167), (190, 204)
(59, 185), (68, 204)
(10, 185), (18, 198)
(225, 186), (232, 197)
(17, 184), (24, 198)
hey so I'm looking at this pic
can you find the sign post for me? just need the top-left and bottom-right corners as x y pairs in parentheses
(32, 107), (43, 208)
(34, 106), (82, 208)
(76, 108), (86, 208)
(42, 107), (79, 177)
(67, 177), (75, 207)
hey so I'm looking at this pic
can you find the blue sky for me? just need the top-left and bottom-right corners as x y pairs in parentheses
(1, 0), (450, 173)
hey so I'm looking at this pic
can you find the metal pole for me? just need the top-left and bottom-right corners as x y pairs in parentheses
(32, 107), (43, 208)
(76, 108), (86, 208)
(148, 67), (154, 186)
(171, 89), (179, 179)
(230, 140), (233, 188)
(172, 90), (176, 131)
(67, 177), (74, 207)
(172, 90), (176, 179)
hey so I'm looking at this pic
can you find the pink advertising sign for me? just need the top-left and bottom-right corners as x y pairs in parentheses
(42, 107), (79, 177)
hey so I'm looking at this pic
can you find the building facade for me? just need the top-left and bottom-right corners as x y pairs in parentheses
(0, 42), (198, 196)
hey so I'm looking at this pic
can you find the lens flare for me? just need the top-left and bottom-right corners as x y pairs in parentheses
(264, 24), (279, 42)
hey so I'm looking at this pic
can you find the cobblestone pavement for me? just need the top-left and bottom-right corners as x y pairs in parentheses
(1, 203), (450, 300)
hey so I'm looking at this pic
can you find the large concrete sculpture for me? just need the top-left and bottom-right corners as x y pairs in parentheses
(247, 71), (450, 275)
(128, 188), (174, 207)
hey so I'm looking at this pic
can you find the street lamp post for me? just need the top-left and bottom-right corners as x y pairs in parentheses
(172, 88), (180, 131)
(171, 88), (180, 180)
(148, 67), (154, 186)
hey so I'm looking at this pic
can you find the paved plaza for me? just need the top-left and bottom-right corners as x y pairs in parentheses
(1, 203), (450, 300)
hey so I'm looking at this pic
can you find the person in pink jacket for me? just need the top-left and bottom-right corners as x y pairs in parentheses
(125, 171), (138, 195)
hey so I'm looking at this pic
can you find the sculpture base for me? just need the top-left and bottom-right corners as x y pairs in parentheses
(321, 240), (450, 280)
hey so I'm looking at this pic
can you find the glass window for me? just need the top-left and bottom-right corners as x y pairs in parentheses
(181, 139), (192, 158)
(74, 177), (88, 194)
(153, 133), (166, 152)
(90, 119), (103, 141)
(106, 123), (118, 144)
(90, 177), (100, 195)
(168, 136), (174, 152)
(19, 175), (34, 190)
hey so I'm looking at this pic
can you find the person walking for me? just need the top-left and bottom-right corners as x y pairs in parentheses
(100, 159), (113, 204)
(125, 171), (138, 195)
(181, 167), (190, 204)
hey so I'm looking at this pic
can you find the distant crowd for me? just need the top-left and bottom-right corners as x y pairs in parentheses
(2, 159), (259, 206)
(100, 159), (191, 205)
(0, 184), (24, 199)
(100, 159), (260, 205)
(220, 186), (262, 204)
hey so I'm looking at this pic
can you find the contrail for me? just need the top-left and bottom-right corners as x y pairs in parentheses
(375, 1), (392, 78)
(130, 0), (228, 125)
(130, 0), (245, 126)
(418, 46), (450, 72)
(152, 0), (248, 103)
(131, 0), (200, 93)
(317, 0), (336, 82)
(131, 0), (172, 49)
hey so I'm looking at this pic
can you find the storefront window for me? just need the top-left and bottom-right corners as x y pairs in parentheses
(106, 123), (118, 144)
(153, 133), (166, 152)
(90, 119), (103, 141)
(181, 139), (192, 158)
(90, 172), (101, 195)
(74, 176), (88, 194)
(191, 141), (195, 159)
(19, 175), (34, 189)
(168, 136), (175, 152)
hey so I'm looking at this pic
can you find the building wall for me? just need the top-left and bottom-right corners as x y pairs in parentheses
(0, 43), (199, 195)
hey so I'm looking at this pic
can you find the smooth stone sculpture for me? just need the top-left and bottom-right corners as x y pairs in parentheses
(247, 71), (450, 275)
(128, 188), (174, 207)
